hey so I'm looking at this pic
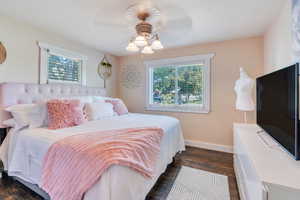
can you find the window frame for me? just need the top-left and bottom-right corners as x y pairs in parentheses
(145, 54), (214, 114)
(38, 42), (87, 85)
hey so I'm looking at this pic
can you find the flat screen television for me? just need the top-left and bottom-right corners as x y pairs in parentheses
(257, 63), (300, 160)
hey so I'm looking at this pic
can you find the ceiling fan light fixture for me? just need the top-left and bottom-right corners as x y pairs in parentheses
(134, 35), (147, 47)
(141, 45), (154, 54)
(126, 42), (139, 52)
(125, 8), (165, 54)
(151, 39), (163, 50)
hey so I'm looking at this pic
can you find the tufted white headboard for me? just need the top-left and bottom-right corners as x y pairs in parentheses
(0, 82), (106, 128)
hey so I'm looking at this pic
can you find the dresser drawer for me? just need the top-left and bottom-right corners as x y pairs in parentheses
(234, 130), (266, 200)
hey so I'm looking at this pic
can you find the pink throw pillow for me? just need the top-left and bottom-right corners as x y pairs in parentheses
(47, 99), (86, 130)
(105, 99), (128, 115)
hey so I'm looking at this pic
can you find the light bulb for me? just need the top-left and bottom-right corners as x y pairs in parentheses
(141, 45), (154, 54)
(134, 36), (147, 47)
(151, 39), (163, 50)
(126, 42), (139, 52)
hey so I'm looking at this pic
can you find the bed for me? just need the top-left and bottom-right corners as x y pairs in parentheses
(0, 82), (185, 200)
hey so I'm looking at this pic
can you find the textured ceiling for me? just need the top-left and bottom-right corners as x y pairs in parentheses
(0, 0), (285, 56)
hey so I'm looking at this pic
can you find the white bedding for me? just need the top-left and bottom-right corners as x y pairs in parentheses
(0, 113), (185, 200)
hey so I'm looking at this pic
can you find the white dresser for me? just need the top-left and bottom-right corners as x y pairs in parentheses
(233, 123), (300, 200)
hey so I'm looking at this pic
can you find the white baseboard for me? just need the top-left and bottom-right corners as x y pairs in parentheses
(185, 140), (233, 153)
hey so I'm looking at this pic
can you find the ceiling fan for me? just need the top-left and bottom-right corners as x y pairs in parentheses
(126, 7), (163, 54)
(92, 1), (193, 54)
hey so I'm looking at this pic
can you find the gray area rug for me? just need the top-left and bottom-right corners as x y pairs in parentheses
(167, 166), (230, 200)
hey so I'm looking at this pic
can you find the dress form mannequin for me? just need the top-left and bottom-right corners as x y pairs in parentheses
(234, 68), (255, 123)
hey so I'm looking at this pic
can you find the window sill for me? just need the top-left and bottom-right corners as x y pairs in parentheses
(48, 80), (82, 85)
(145, 106), (210, 114)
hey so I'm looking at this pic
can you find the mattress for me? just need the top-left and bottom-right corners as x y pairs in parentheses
(0, 113), (185, 200)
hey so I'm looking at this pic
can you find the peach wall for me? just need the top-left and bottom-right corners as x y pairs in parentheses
(118, 37), (264, 147)
(0, 14), (119, 97)
(264, 0), (293, 74)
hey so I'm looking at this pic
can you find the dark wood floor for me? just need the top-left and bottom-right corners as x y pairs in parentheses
(0, 147), (240, 200)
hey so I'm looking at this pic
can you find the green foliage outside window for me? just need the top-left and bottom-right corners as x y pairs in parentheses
(152, 64), (203, 106)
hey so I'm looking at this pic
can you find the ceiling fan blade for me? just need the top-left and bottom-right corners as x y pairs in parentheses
(91, 7), (137, 34)
(151, 3), (193, 33)
(162, 17), (193, 32)
(85, 0), (194, 44)
(157, 17), (193, 43)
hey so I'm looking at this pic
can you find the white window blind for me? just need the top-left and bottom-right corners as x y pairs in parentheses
(38, 42), (87, 85)
(47, 53), (82, 83)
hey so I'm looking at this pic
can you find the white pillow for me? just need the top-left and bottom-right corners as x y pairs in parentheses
(60, 96), (93, 103)
(85, 102), (114, 120)
(2, 118), (17, 128)
(92, 96), (118, 103)
(92, 96), (119, 116)
(5, 103), (48, 129)
(2, 118), (25, 131)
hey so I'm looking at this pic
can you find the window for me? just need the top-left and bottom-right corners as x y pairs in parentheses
(145, 54), (214, 113)
(38, 42), (87, 85)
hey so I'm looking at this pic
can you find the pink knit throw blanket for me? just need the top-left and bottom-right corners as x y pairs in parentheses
(40, 127), (164, 200)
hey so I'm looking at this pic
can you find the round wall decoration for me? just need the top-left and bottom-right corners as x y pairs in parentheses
(0, 42), (7, 64)
(121, 65), (142, 89)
